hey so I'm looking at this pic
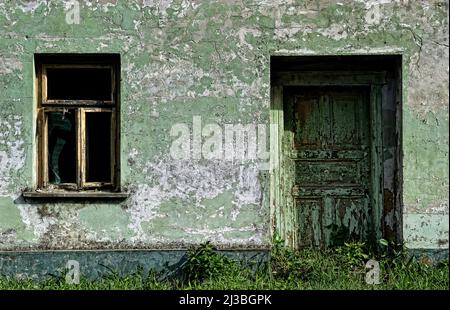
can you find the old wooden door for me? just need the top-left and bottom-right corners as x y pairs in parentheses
(284, 86), (376, 248)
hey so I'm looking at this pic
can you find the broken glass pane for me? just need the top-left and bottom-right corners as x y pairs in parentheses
(47, 111), (76, 184)
(85, 112), (112, 182)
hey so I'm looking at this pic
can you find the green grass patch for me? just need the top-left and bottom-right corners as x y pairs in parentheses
(0, 240), (448, 290)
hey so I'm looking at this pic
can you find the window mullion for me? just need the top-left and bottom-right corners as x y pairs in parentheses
(78, 108), (86, 189)
(41, 108), (49, 188)
(111, 109), (116, 187)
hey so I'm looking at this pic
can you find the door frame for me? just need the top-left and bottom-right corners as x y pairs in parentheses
(270, 71), (386, 248)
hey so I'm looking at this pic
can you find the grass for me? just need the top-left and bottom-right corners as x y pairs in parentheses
(0, 241), (448, 290)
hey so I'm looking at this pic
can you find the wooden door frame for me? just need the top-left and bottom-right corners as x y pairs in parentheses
(270, 71), (386, 248)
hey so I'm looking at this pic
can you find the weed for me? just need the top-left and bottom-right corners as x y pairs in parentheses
(0, 240), (448, 290)
(336, 241), (369, 269)
(180, 241), (235, 284)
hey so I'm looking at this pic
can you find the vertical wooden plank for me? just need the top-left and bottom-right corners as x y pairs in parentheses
(322, 196), (334, 246)
(311, 201), (322, 247)
(270, 85), (283, 241)
(42, 65), (48, 103)
(41, 110), (49, 188)
(36, 108), (42, 189)
(283, 93), (296, 247)
(277, 89), (284, 243)
(269, 87), (276, 239)
(110, 109), (116, 186)
(332, 95), (357, 146)
(319, 94), (331, 147)
(370, 85), (384, 244)
(111, 61), (117, 188)
(115, 61), (121, 191)
(79, 108), (86, 188)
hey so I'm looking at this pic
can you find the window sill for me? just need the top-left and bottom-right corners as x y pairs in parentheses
(22, 190), (129, 200)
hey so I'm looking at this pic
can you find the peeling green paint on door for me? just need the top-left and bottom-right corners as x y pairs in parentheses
(271, 72), (385, 249)
(286, 87), (373, 247)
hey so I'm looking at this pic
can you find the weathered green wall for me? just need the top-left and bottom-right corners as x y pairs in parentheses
(0, 0), (448, 254)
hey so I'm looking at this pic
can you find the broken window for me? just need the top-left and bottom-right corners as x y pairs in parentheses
(47, 110), (77, 186)
(36, 55), (120, 191)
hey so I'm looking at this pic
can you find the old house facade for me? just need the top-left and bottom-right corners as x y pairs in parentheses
(0, 0), (448, 277)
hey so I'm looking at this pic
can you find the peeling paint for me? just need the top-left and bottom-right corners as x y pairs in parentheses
(0, 0), (448, 252)
(404, 214), (449, 249)
(17, 204), (56, 240)
(0, 117), (26, 196)
(0, 57), (23, 74)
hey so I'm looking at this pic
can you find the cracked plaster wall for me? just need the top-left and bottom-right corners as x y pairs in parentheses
(0, 0), (448, 251)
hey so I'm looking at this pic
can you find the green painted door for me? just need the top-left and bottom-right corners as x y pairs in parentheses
(284, 86), (373, 248)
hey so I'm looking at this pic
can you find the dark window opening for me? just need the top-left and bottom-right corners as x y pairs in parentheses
(46, 68), (112, 101)
(86, 112), (112, 183)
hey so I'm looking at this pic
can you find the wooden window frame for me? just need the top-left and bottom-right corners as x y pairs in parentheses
(80, 108), (116, 189)
(36, 61), (120, 193)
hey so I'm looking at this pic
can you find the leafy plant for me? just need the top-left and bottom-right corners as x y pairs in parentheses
(270, 234), (308, 282)
(378, 238), (411, 269)
(0, 245), (448, 290)
(335, 241), (369, 269)
(377, 238), (414, 283)
(181, 241), (234, 284)
(378, 238), (408, 259)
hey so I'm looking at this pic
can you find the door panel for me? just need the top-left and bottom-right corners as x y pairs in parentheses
(294, 161), (360, 185)
(286, 87), (372, 248)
